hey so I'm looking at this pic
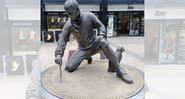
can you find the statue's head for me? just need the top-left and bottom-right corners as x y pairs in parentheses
(64, 0), (80, 21)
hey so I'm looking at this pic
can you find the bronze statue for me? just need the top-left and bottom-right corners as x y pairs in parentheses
(55, 0), (133, 84)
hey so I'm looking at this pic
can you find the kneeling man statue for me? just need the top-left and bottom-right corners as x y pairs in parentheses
(55, 0), (133, 84)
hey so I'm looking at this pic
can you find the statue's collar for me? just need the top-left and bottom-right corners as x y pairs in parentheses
(71, 13), (82, 25)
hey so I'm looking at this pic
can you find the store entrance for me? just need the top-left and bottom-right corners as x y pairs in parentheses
(107, 12), (129, 37)
(117, 12), (129, 36)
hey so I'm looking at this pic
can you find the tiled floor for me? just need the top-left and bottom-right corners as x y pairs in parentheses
(0, 37), (145, 99)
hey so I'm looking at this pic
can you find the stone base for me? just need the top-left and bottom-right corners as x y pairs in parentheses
(41, 60), (144, 99)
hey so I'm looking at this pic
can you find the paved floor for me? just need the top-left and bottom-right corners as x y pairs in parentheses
(0, 36), (145, 99)
(1, 37), (185, 99)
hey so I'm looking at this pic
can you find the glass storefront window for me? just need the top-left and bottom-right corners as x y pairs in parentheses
(45, 11), (144, 37)
(11, 21), (40, 52)
(108, 11), (144, 36)
(145, 20), (185, 64)
(47, 14), (68, 30)
(129, 11), (144, 36)
(159, 23), (177, 63)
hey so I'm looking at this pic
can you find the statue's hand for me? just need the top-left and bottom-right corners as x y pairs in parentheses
(55, 55), (63, 65)
(97, 35), (106, 41)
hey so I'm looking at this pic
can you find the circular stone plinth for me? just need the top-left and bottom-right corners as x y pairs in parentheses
(41, 60), (144, 99)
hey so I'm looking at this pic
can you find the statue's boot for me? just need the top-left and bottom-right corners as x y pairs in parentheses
(116, 67), (133, 84)
(108, 47), (124, 73)
(108, 63), (117, 72)
(86, 57), (92, 64)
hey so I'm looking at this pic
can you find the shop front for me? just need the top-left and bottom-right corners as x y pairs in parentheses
(145, 7), (185, 64)
(107, 11), (144, 37)
(0, 3), (40, 76)
(41, 0), (144, 39)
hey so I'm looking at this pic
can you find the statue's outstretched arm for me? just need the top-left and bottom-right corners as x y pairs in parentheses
(55, 21), (71, 58)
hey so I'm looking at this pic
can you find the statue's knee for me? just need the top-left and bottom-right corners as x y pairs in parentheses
(68, 67), (75, 72)
(65, 65), (74, 72)
(65, 64), (79, 72)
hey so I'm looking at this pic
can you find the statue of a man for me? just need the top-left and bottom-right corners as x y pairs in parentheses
(55, 0), (133, 84)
